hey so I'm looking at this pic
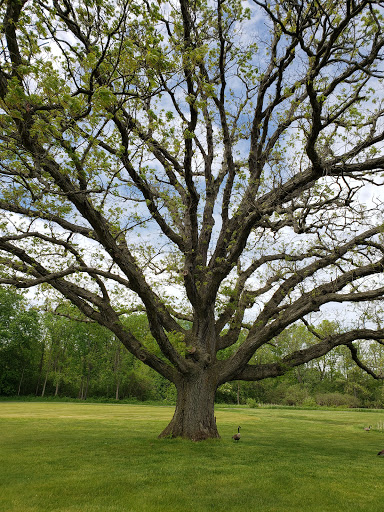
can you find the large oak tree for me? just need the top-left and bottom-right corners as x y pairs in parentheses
(1, 0), (384, 439)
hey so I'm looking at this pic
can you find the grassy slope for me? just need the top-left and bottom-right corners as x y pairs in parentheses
(1, 403), (384, 512)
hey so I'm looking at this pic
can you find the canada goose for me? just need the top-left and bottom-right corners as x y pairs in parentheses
(364, 426), (372, 431)
(232, 426), (241, 441)
(377, 450), (384, 456)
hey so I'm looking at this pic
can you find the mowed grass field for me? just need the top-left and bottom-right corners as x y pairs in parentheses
(1, 403), (384, 512)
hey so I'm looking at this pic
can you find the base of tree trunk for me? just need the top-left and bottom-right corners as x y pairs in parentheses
(158, 374), (220, 441)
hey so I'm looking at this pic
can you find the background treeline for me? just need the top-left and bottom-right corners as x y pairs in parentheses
(1, 287), (384, 408)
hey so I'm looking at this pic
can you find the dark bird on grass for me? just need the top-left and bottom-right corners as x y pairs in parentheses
(232, 426), (241, 441)
(377, 450), (384, 456)
(364, 425), (372, 431)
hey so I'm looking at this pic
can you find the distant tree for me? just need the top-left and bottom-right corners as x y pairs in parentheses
(39, 309), (161, 400)
(0, 287), (41, 395)
(1, 1), (384, 439)
(42, 310), (118, 398)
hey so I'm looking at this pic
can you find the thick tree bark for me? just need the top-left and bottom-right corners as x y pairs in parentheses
(159, 371), (219, 441)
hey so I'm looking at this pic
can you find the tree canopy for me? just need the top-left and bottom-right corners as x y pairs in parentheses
(1, 0), (384, 439)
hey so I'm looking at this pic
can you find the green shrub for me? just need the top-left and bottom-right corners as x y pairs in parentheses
(302, 397), (317, 408)
(315, 392), (361, 408)
(282, 385), (311, 406)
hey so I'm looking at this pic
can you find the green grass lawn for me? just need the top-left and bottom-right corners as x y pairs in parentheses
(1, 403), (384, 511)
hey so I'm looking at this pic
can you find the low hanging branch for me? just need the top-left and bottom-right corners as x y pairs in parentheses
(347, 342), (384, 380)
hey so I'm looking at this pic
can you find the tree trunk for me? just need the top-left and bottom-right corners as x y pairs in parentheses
(17, 367), (25, 396)
(54, 375), (60, 396)
(78, 378), (84, 400)
(35, 340), (45, 395)
(114, 344), (121, 400)
(84, 363), (91, 400)
(41, 348), (52, 397)
(158, 372), (219, 441)
(41, 370), (48, 397)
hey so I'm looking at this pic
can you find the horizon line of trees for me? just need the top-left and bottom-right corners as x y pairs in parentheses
(1, 286), (384, 408)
